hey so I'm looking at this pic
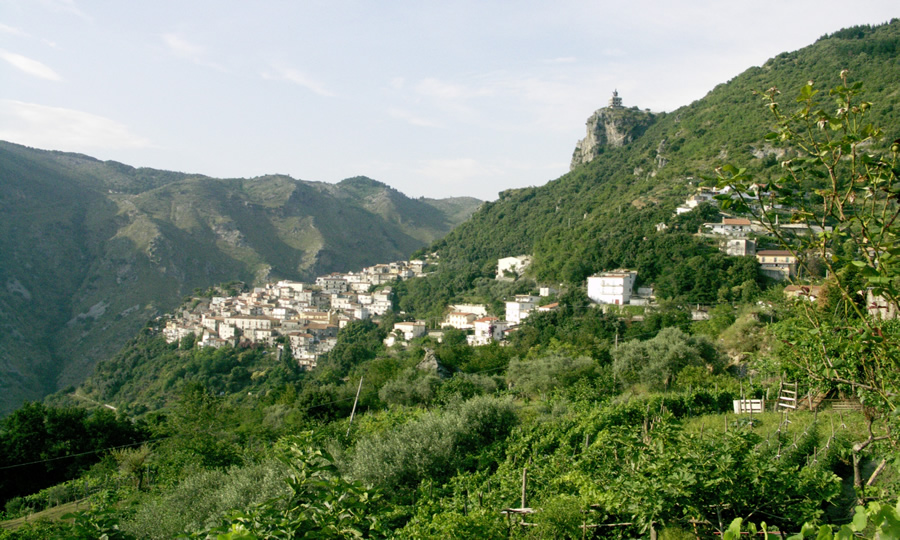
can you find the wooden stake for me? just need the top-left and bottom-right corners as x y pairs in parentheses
(521, 466), (528, 509)
(346, 377), (363, 438)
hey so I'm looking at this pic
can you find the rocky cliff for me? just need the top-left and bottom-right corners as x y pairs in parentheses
(570, 103), (656, 170)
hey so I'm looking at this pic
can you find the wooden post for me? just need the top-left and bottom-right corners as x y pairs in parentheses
(521, 466), (528, 509)
(346, 377), (363, 438)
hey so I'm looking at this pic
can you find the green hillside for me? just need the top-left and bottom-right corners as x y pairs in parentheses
(0, 146), (480, 415)
(380, 21), (900, 322)
(1, 20), (899, 540)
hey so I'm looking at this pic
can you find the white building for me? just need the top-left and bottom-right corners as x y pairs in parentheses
(450, 304), (488, 317)
(470, 317), (509, 346)
(539, 286), (558, 297)
(316, 274), (348, 294)
(756, 250), (798, 280)
(505, 295), (539, 325)
(368, 287), (393, 315)
(587, 271), (638, 305)
(392, 321), (427, 341)
(497, 255), (533, 280)
(867, 290), (898, 320)
(704, 218), (753, 237)
(723, 238), (756, 257)
(223, 315), (274, 332)
(443, 312), (477, 330)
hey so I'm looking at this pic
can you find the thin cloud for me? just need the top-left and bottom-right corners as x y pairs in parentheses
(161, 33), (226, 71)
(0, 100), (150, 151)
(262, 65), (334, 97)
(415, 77), (493, 100)
(0, 50), (62, 81)
(542, 57), (577, 64)
(0, 24), (29, 37)
(388, 108), (442, 128)
(38, 0), (92, 22)
(414, 157), (498, 186)
(162, 33), (205, 61)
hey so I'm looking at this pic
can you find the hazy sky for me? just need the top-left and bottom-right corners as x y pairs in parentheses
(1, 2), (897, 200)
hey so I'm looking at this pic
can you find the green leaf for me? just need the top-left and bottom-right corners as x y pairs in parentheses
(850, 505), (867, 532)
(815, 524), (834, 540)
(835, 524), (855, 540)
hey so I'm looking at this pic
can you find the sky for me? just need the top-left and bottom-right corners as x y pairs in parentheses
(0, 2), (897, 201)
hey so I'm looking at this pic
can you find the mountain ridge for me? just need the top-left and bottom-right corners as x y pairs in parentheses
(0, 142), (480, 415)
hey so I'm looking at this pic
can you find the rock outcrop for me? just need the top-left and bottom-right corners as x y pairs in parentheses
(570, 93), (656, 170)
(417, 348), (453, 379)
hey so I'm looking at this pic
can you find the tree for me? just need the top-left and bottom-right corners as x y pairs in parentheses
(158, 382), (242, 472)
(110, 445), (151, 490)
(613, 327), (723, 391)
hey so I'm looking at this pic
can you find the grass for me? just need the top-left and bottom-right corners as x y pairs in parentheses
(683, 408), (873, 457)
(0, 499), (87, 531)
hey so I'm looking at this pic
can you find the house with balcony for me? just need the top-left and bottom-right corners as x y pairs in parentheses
(756, 250), (798, 280)
(443, 311), (477, 330)
(470, 317), (510, 346)
(587, 270), (638, 305)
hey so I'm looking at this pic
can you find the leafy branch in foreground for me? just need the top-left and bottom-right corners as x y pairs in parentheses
(188, 433), (383, 540)
(711, 72), (900, 501)
(723, 499), (900, 539)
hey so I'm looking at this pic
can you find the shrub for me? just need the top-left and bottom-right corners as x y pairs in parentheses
(350, 396), (517, 492)
(507, 353), (603, 399)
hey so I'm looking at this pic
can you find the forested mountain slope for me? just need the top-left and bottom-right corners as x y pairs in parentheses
(0, 144), (480, 415)
(407, 20), (900, 317)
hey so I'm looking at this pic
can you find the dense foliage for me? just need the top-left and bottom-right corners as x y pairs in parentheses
(0, 403), (148, 504)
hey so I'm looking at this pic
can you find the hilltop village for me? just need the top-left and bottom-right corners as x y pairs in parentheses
(162, 261), (418, 368)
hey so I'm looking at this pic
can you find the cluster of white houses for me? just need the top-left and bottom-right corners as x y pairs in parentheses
(385, 258), (651, 349)
(163, 260), (425, 368)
